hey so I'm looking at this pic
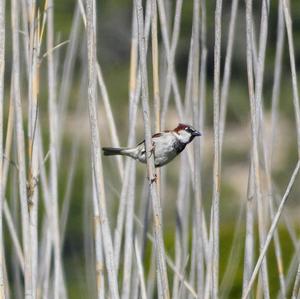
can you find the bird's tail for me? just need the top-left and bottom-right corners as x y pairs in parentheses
(102, 147), (128, 156)
(102, 147), (139, 160)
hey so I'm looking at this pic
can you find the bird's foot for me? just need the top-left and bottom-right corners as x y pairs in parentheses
(149, 141), (155, 158)
(150, 173), (157, 184)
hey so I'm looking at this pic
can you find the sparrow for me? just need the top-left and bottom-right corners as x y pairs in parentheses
(102, 123), (201, 167)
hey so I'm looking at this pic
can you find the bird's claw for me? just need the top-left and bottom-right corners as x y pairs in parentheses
(150, 173), (157, 184)
(149, 141), (155, 158)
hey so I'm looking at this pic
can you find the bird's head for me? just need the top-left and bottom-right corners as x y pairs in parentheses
(173, 123), (201, 144)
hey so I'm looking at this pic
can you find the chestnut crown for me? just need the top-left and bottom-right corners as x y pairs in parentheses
(174, 123), (201, 136)
(173, 123), (201, 144)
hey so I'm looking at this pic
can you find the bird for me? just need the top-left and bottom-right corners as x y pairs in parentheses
(102, 123), (201, 167)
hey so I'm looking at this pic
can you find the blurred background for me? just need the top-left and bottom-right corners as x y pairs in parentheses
(3, 0), (300, 298)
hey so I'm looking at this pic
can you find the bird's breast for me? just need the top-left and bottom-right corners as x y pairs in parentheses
(136, 133), (187, 167)
(152, 134), (183, 167)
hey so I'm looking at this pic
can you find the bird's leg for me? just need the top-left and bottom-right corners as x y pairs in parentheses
(150, 173), (157, 184)
(149, 141), (155, 158)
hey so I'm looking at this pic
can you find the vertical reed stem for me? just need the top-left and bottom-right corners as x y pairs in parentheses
(86, 0), (119, 297)
(0, 0), (5, 296)
(135, 0), (170, 297)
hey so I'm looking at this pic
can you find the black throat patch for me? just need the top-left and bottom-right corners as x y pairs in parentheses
(174, 140), (187, 154)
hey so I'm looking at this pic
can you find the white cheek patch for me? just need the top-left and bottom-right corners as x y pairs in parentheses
(177, 131), (191, 143)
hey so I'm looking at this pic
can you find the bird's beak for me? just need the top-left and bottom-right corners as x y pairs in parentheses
(192, 130), (201, 137)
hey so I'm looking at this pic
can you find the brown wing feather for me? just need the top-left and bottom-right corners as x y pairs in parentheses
(152, 132), (162, 138)
(137, 130), (170, 146)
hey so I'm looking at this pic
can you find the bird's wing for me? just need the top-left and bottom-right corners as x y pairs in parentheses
(136, 130), (170, 146)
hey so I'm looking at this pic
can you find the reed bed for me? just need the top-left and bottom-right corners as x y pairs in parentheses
(0, 0), (300, 298)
